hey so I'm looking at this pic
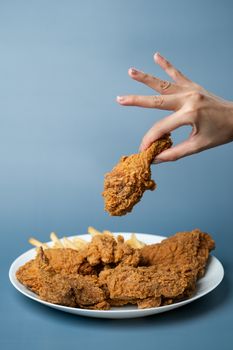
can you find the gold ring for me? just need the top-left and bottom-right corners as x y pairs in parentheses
(153, 95), (163, 106)
(160, 80), (171, 91)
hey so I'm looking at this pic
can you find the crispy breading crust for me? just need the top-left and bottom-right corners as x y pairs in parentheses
(16, 230), (215, 310)
(99, 265), (197, 308)
(102, 134), (172, 216)
(140, 228), (215, 278)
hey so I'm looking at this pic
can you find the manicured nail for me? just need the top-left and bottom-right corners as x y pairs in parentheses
(117, 96), (124, 102)
(130, 67), (139, 75)
(154, 52), (161, 61)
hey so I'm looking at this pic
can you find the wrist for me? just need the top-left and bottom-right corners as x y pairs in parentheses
(230, 102), (233, 117)
(227, 102), (233, 136)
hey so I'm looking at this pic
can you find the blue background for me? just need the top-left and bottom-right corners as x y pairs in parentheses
(1, 0), (233, 349)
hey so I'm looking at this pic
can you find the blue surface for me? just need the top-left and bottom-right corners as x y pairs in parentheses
(1, 0), (233, 349)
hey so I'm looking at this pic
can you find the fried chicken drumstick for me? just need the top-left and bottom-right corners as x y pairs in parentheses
(102, 134), (172, 216)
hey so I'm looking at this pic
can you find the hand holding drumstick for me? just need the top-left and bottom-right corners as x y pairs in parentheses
(117, 53), (233, 163)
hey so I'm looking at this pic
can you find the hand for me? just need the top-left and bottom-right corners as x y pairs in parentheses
(116, 53), (233, 162)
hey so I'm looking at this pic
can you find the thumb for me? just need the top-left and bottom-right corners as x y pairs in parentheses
(153, 139), (196, 163)
(140, 110), (188, 152)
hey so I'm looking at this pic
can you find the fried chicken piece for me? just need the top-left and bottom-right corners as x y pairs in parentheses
(98, 229), (214, 309)
(99, 265), (196, 309)
(16, 234), (140, 297)
(83, 301), (110, 310)
(34, 248), (109, 309)
(16, 229), (215, 310)
(140, 229), (215, 278)
(84, 233), (140, 267)
(16, 259), (42, 294)
(108, 297), (161, 308)
(16, 248), (96, 295)
(42, 248), (95, 275)
(102, 134), (172, 216)
(137, 297), (161, 308)
(36, 248), (77, 307)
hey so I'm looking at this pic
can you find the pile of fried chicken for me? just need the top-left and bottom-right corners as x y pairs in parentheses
(16, 229), (215, 310)
(102, 134), (172, 216)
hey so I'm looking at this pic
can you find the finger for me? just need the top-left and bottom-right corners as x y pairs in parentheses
(154, 52), (190, 84)
(139, 110), (189, 151)
(153, 139), (196, 162)
(117, 94), (183, 110)
(128, 68), (184, 94)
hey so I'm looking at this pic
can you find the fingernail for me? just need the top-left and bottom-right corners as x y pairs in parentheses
(154, 52), (161, 61)
(130, 67), (139, 75)
(117, 96), (124, 102)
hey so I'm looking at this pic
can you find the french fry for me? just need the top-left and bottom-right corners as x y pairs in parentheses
(62, 237), (79, 250)
(72, 237), (88, 249)
(52, 242), (63, 249)
(28, 237), (48, 250)
(50, 232), (63, 248)
(126, 233), (146, 249)
(28, 227), (146, 253)
(88, 226), (102, 237)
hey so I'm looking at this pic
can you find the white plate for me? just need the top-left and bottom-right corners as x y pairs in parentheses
(9, 233), (224, 319)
